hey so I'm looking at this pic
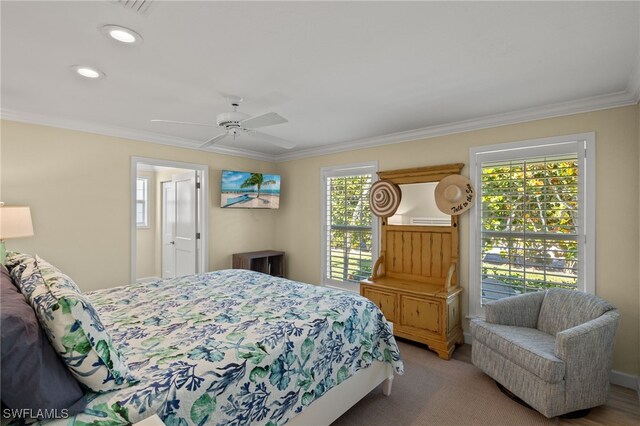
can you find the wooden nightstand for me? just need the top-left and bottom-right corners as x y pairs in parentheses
(232, 250), (285, 277)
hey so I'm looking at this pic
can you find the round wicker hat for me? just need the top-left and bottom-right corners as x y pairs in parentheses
(435, 174), (476, 215)
(369, 180), (402, 218)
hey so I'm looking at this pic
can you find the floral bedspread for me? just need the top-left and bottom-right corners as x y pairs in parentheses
(48, 269), (403, 426)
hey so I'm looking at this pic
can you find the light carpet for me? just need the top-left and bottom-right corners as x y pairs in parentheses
(331, 339), (613, 426)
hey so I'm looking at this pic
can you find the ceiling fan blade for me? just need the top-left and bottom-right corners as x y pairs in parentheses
(199, 133), (229, 148)
(241, 112), (288, 129)
(151, 119), (218, 127)
(249, 130), (296, 149)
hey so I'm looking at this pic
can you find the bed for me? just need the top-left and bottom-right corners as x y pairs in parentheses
(37, 269), (403, 425)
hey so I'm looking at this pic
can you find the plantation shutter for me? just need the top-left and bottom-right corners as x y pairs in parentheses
(324, 170), (375, 284)
(479, 153), (581, 304)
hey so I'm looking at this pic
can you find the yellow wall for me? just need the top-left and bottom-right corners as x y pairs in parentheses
(275, 105), (640, 375)
(0, 120), (279, 291)
(1, 105), (638, 375)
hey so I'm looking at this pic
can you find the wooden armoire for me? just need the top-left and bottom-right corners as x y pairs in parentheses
(360, 164), (464, 360)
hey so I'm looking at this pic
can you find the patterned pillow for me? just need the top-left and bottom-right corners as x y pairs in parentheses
(1, 264), (87, 414)
(5, 253), (80, 301)
(9, 253), (138, 392)
(4, 251), (32, 270)
(5, 251), (36, 291)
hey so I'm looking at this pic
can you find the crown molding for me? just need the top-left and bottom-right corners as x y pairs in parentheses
(202, 143), (277, 163)
(626, 52), (640, 104)
(629, 7), (640, 104)
(0, 108), (277, 163)
(1, 87), (637, 165)
(274, 89), (638, 162)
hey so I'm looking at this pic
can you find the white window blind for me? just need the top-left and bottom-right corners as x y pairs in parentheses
(136, 177), (149, 228)
(469, 134), (595, 316)
(480, 155), (579, 303)
(321, 162), (378, 288)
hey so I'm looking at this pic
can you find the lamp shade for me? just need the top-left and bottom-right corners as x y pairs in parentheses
(0, 206), (34, 239)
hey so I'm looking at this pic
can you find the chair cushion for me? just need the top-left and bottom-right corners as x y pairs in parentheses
(537, 289), (615, 336)
(471, 319), (565, 383)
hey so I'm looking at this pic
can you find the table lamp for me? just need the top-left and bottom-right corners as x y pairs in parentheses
(0, 203), (34, 264)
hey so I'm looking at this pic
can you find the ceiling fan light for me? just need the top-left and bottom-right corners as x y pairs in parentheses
(100, 25), (143, 44)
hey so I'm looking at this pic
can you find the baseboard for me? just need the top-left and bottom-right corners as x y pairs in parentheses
(462, 332), (638, 391)
(609, 370), (639, 390)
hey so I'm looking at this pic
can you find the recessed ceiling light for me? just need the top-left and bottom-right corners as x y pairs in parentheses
(100, 25), (143, 44)
(70, 65), (105, 79)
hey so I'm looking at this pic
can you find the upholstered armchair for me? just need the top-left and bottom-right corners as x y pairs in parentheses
(471, 289), (620, 418)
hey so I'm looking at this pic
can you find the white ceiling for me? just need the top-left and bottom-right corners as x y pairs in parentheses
(2, 1), (639, 162)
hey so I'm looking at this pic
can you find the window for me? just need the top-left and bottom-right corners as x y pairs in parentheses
(469, 133), (595, 317)
(136, 177), (149, 228)
(321, 162), (379, 292)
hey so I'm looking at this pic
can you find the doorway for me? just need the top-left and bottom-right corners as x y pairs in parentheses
(130, 157), (209, 284)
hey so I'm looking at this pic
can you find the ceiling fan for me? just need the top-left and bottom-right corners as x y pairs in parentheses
(151, 97), (295, 149)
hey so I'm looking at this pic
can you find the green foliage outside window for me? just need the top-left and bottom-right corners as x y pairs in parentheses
(327, 175), (373, 283)
(481, 157), (579, 301)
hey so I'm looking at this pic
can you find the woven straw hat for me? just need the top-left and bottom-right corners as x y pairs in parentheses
(369, 180), (402, 218)
(435, 175), (475, 215)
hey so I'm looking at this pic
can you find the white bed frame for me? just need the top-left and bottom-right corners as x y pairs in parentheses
(288, 361), (394, 426)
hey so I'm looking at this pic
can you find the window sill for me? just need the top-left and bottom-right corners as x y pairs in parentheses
(324, 281), (360, 294)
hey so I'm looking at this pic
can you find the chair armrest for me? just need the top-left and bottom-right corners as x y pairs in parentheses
(554, 310), (620, 406)
(484, 291), (545, 327)
(555, 310), (620, 360)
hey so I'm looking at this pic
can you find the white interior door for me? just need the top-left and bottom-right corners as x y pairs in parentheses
(173, 171), (198, 277)
(131, 158), (209, 285)
(161, 181), (176, 279)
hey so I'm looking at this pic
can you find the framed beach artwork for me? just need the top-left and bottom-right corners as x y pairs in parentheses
(221, 170), (281, 209)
